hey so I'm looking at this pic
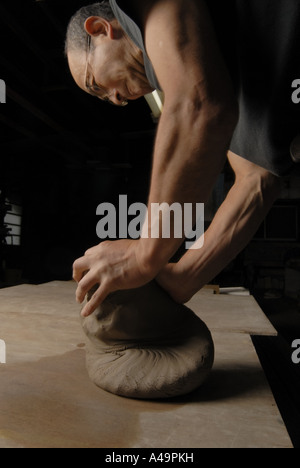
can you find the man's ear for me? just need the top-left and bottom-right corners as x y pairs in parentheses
(84, 16), (114, 39)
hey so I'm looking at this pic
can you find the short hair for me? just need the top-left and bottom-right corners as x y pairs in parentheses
(65, 1), (115, 55)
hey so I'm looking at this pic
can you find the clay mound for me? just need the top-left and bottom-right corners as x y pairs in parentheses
(81, 281), (214, 400)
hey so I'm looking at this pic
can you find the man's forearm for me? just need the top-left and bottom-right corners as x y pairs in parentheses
(168, 153), (281, 298)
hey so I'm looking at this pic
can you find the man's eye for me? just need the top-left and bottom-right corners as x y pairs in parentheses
(91, 79), (102, 92)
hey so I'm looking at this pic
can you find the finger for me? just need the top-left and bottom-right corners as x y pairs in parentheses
(81, 283), (110, 317)
(85, 241), (112, 256)
(73, 256), (91, 283)
(76, 271), (99, 304)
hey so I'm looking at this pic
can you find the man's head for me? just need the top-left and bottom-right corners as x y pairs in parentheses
(65, 1), (154, 106)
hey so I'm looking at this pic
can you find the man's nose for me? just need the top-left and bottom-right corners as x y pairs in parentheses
(109, 89), (128, 107)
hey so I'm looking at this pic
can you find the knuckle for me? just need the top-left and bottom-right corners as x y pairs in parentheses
(73, 257), (85, 271)
(99, 241), (110, 251)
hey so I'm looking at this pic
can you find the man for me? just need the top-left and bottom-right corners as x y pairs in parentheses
(66, 0), (299, 317)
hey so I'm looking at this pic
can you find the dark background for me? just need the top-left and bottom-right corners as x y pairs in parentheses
(0, 0), (157, 284)
(1, 0), (300, 447)
(0, 0), (300, 298)
(0, 0), (299, 298)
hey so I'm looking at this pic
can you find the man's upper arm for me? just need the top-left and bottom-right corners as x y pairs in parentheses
(140, 0), (235, 109)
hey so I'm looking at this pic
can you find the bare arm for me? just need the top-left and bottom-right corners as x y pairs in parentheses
(136, 0), (238, 270)
(157, 151), (281, 303)
(74, 0), (238, 315)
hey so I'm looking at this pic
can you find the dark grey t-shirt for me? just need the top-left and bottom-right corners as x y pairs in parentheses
(110, 0), (300, 177)
(229, 0), (300, 176)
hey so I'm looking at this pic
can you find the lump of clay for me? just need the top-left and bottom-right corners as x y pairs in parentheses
(80, 281), (214, 400)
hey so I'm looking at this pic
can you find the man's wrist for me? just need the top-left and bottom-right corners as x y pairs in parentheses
(136, 238), (173, 279)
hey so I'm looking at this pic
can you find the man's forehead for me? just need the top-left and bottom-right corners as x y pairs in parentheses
(68, 50), (87, 92)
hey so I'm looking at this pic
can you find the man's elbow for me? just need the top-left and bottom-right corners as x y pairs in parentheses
(244, 167), (281, 211)
(260, 170), (281, 205)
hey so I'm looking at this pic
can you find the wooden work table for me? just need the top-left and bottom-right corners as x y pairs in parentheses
(0, 281), (293, 448)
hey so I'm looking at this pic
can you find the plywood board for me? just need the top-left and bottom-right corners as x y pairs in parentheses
(187, 290), (277, 336)
(0, 282), (292, 448)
